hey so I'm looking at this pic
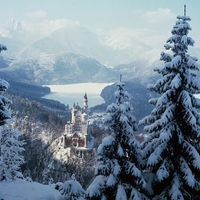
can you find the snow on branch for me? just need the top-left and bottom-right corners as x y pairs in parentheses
(187, 57), (200, 70)
(177, 15), (191, 21)
(125, 161), (142, 178)
(170, 55), (182, 68)
(181, 35), (194, 46)
(116, 185), (127, 200)
(166, 35), (179, 44)
(147, 142), (167, 167)
(176, 21), (192, 31)
(0, 44), (7, 52)
(116, 81), (125, 88)
(106, 173), (117, 187)
(170, 73), (181, 89)
(86, 175), (106, 197)
(0, 79), (9, 92)
(181, 35), (188, 45)
(169, 177), (184, 199)
(159, 128), (172, 143)
(160, 52), (172, 62)
(117, 144), (125, 157)
(179, 157), (195, 187)
(182, 140), (200, 170)
(164, 44), (172, 50)
(162, 105), (173, 121)
(181, 90), (192, 108)
(156, 158), (170, 181)
(113, 160), (121, 175)
(156, 92), (171, 107)
(129, 188), (142, 200)
(148, 98), (157, 105)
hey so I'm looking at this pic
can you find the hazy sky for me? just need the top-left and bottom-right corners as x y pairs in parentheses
(0, 0), (200, 44)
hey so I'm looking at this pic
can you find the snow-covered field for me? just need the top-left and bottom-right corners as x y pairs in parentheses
(0, 179), (61, 200)
(43, 82), (113, 107)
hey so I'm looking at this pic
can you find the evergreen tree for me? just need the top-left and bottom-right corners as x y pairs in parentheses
(58, 174), (86, 200)
(139, 9), (200, 199)
(0, 126), (25, 180)
(0, 44), (11, 126)
(0, 42), (23, 181)
(86, 80), (147, 200)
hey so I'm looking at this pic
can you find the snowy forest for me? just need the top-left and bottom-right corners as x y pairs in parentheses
(1, 7), (200, 200)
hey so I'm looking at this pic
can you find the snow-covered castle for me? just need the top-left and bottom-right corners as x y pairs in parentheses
(61, 93), (90, 148)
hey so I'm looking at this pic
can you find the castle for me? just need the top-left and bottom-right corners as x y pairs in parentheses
(61, 93), (90, 148)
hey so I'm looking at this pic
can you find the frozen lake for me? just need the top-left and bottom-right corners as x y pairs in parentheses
(43, 82), (113, 107)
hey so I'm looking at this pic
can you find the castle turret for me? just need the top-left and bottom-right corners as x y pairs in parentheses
(83, 93), (88, 114)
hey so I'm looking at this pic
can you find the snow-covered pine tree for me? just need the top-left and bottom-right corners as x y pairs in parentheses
(139, 7), (200, 200)
(0, 44), (11, 126)
(86, 79), (147, 200)
(58, 174), (86, 200)
(0, 42), (23, 181)
(0, 126), (25, 180)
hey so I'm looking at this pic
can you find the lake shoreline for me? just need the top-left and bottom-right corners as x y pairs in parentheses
(43, 82), (113, 108)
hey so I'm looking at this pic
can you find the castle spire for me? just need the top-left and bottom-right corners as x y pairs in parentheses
(84, 92), (87, 100)
(83, 93), (88, 114)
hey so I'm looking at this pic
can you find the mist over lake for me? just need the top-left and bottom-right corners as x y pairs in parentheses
(43, 83), (113, 108)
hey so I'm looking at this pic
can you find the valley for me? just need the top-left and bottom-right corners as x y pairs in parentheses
(0, 5), (200, 199)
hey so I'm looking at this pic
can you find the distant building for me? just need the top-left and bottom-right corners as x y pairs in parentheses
(61, 93), (90, 148)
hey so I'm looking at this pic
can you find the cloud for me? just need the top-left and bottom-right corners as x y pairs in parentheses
(21, 18), (81, 40)
(145, 8), (175, 24)
(27, 10), (47, 20)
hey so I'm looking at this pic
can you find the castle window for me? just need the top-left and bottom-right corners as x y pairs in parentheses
(72, 138), (78, 147)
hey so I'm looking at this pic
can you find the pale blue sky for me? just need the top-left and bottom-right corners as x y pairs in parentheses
(0, 0), (200, 42)
(0, 0), (199, 28)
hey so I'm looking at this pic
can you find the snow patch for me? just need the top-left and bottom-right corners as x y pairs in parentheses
(0, 179), (60, 200)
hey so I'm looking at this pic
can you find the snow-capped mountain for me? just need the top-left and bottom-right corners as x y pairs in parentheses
(0, 19), (31, 57)
(0, 19), (152, 65)
(99, 28), (152, 65)
(115, 47), (163, 84)
(1, 18), (200, 85)
(19, 23), (116, 66)
(0, 18), (23, 38)
(18, 23), (151, 66)
(0, 52), (119, 84)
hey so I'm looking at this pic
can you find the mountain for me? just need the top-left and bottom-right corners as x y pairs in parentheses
(0, 19), (31, 57)
(114, 48), (163, 84)
(0, 18), (165, 85)
(0, 18), (151, 67)
(0, 52), (119, 84)
(0, 18), (23, 38)
(1, 18), (200, 86)
(19, 24), (116, 66)
(19, 25), (152, 66)
(115, 46), (200, 85)
(99, 28), (152, 65)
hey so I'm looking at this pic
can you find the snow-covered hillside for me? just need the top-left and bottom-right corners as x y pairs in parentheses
(0, 179), (61, 200)
(0, 52), (118, 85)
